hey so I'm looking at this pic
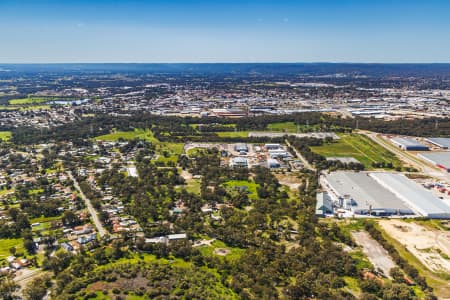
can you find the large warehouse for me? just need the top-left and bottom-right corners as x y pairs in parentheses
(370, 173), (450, 219)
(320, 171), (450, 218)
(425, 138), (450, 149)
(320, 172), (415, 216)
(391, 137), (429, 151)
(417, 152), (450, 172)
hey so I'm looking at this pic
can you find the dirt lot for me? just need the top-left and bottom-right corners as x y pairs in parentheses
(379, 220), (450, 273)
(352, 231), (397, 277)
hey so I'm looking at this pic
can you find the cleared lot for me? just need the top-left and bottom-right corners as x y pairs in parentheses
(352, 231), (397, 277)
(379, 220), (450, 273)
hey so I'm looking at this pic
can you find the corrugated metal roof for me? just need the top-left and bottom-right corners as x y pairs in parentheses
(370, 173), (450, 218)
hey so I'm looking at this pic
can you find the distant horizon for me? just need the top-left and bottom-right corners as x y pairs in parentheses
(1, 1), (450, 63)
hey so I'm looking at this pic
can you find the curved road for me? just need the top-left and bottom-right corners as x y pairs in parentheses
(67, 171), (107, 237)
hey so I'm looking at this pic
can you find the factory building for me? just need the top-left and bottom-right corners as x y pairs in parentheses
(370, 173), (450, 219)
(390, 137), (429, 151)
(425, 138), (450, 149)
(417, 152), (450, 172)
(315, 192), (333, 217)
(320, 171), (414, 216)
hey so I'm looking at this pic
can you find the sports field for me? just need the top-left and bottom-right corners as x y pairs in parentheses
(310, 133), (402, 169)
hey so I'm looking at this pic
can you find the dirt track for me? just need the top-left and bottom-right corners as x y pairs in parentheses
(352, 231), (397, 276)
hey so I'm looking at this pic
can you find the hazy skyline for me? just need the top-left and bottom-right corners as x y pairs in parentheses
(1, 0), (450, 63)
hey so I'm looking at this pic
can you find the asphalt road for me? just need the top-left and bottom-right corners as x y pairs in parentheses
(285, 139), (316, 171)
(67, 171), (107, 237)
(362, 131), (450, 184)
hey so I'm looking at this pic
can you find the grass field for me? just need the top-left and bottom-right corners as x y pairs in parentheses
(266, 121), (322, 133)
(0, 131), (11, 141)
(95, 128), (158, 143)
(310, 133), (402, 169)
(0, 238), (24, 261)
(216, 131), (249, 138)
(9, 97), (49, 105)
(224, 180), (260, 199)
(95, 129), (183, 163)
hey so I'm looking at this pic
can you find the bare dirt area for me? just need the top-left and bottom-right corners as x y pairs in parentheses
(213, 248), (231, 256)
(274, 173), (302, 190)
(379, 220), (450, 273)
(352, 231), (397, 277)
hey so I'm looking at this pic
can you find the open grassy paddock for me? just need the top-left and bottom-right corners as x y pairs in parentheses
(0, 131), (12, 141)
(0, 238), (24, 262)
(223, 179), (260, 199)
(310, 133), (402, 169)
(95, 128), (183, 163)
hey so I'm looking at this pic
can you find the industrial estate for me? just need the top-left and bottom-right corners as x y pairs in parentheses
(1, 64), (450, 299)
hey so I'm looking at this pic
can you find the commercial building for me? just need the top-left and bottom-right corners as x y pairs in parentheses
(370, 173), (450, 219)
(267, 158), (281, 169)
(230, 157), (248, 167)
(316, 192), (333, 216)
(321, 171), (414, 216)
(234, 143), (249, 153)
(425, 138), (450, 149)
(390, 138), (429, 151)
(417, 152), (450, 172)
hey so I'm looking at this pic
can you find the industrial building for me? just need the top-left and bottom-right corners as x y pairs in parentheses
(320, 172), (414, 216)
(425, 138), (450, 149)
(417, 152), (450, 172)
(268, 149), (290, 159)
(316, 192), (333, 216)
(234, 143), (248, 153)
(265, 143), (282, 150)
(230, 157), (248, 168)
(370, 173), (450, 219)
(390, 137), (429, 151)
(320, 171), (450, 219)
(267, 158), (281, 169)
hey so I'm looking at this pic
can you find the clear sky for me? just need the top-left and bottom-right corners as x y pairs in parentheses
(1, 0), (449, 63)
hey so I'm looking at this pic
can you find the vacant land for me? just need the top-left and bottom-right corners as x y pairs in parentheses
(0, 131), (12, 141)
(224, 180), (259, 199)
(379, 220), (450, 273)
(352, 231), (397, 277)
(311, 133), (402, 169)
(266, 121), (323, 133)
(96, 129), (183, 164)
(216, 131), (249, 138)
(0, 238), (24, 261)
(9, 97), (49, 105)
(95, 128), (158, 143)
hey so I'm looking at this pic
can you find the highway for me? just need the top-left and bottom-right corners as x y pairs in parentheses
(67, 171), (107, 237)
(361, 131), (450, 184)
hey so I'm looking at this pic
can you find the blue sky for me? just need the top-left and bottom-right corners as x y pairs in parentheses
(0, 0), (449, 63)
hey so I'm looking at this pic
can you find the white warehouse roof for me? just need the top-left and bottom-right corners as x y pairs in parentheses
(370, 173), (450, 219)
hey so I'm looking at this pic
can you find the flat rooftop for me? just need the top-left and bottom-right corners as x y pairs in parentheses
(323, 171), (412, 213)
(391, 137), (427, 148)
(426, 138), (450, 149)
(418, 152), (450, 168)
(370, 173), (450, 218)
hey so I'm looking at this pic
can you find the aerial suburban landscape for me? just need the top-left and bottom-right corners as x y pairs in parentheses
(0, 63), (449, 299)
(2, 0), (450, 300)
